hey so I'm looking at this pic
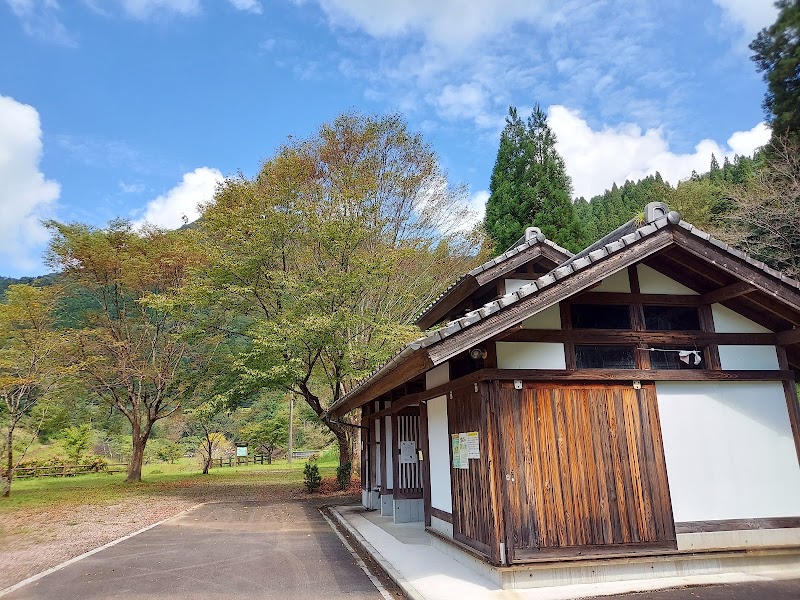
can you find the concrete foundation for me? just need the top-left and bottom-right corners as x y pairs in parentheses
(428, 532), (800, 590)
(380, 494), (393, 517)
(361, 489), (380, 511)
(393, 498), (424, 524)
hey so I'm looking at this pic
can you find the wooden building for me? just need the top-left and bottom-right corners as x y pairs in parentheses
(328, 202), (800, 566)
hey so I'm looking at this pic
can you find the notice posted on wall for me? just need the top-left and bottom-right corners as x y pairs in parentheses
(466, 431), (480, 459)
(458, 433), (469, 469)
(451, 434), (461, 469)
(399, 440), (417, 464)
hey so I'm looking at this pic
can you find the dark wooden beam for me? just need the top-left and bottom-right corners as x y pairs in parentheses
(483, 368), (792, 382)
(675, 517), (800, 533)
(777, 328), (800, 346)
(499, 329), (777, 345)
(699, 281), (756, 304)
(367, 371), (485, 420)
(673, 231), (800, 312)
(571, 292), (699, 306)
(329, 350), (433, 417)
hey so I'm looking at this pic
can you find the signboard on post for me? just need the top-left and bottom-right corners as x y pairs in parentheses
(236, 444), (248, 457)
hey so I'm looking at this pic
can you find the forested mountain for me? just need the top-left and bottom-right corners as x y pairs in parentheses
(0, 274), (59, 300)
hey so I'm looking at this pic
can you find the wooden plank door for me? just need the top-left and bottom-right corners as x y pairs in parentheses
(497, 383), (676, 561)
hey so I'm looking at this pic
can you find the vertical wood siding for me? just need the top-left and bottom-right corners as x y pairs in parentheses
(449, 388), (493, 555)
(496, 382), (676, 559)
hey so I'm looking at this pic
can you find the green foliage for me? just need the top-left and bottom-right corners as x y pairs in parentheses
(62, 424), (92, 464)
(485, 105), (583, 253)
(155, 442), (184, 464)
(303, 460), (322, 493)
(192, 112), (488, 466)
(44, 219), (209, 483)
(750, 0), (800, 140)
(336, 461), (352, 490)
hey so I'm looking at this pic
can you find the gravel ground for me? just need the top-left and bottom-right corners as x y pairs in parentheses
(0, 472), (359, 592)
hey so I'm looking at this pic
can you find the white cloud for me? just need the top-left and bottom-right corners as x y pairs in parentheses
(314, 0), (547, 50)
(548, 105), (770, 199)
(463, 189), (488, 229)
(5, 0), (77, 46)
(115, 0), (201, 19)
(227, 0), (261, 14)
(0, 96), (60, 275)
(119, 181), (145, 194)
(134, 167), (223, 230)
(727, 122), (771, 156)
(712, 0), (778, 37)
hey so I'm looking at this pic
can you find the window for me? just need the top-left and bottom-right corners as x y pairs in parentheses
(571, 304), (630, 329)
(575, 345), (636, 369)
(649, 347), (704, 370)
(644, 306), (700, 331)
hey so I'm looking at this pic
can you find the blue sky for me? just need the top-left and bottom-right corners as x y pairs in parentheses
(0, 0), (777, 276)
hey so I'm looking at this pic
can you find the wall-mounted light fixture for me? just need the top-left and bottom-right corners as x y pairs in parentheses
(469, 347), (487, 360)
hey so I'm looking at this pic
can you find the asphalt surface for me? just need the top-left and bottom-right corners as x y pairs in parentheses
(3, 501), (385, 600)
(601, 578), (800, 599)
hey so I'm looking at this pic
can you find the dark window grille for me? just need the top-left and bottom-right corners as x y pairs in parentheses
(571, 304), (631, 329)
(649, 347), (704, 370)
(575, 345), (636, 369)
(643, 306), (700, 331)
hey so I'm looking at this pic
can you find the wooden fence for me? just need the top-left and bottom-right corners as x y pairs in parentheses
(13, 463), (129, 478)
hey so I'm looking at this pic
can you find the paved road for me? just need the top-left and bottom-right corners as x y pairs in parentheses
(4, 501), (385, 600)
(602, 578), (800, 600)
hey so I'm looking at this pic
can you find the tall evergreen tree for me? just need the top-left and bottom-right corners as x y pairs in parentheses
(484, 106), (582, 253)
(750, 0), (800, 140)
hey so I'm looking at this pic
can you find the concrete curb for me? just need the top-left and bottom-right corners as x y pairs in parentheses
(0, 502), (206, 598)
(329, 506), (426, 600)
(320, 508), (394, 600)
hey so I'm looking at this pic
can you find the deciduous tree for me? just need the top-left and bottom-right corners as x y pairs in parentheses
(193, 112), (486, 467)
(45, 220), (205, 483)
(0, 284), (72, 496)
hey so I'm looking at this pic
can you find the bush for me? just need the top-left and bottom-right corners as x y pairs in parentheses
(303, 460), (321, 493)
(336, 461), (352, 490)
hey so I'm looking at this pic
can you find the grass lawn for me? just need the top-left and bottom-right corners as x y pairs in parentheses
(0, 452), (341, 513)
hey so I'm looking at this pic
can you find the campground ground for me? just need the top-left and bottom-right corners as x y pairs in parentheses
(0, 464), (798, 599)
(0, 459), (396, 595)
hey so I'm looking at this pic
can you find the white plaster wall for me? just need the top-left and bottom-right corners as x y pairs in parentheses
(426, 363), (450, 390)
(505, 278), (536, 295)
(712, 303), (773, 333)
(656, 381), (800, 522)
(427, 395), (453, 513)
(637, 265), (697, 295)
(718, 345), (780, 370)
(521, 304), (561, 329)
(496, 342), (566, 369)
(593, 269), (631, 293)
(384, 414), (393, 489)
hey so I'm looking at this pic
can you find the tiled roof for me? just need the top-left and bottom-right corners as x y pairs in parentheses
(328, 213), (800, 416)
(413, 232), (572, 325)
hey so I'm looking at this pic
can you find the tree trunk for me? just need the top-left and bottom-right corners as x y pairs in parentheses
(2, 426), (13, 497)
(202, 436), (213, 475)
(125, 430), (147, 483)
(331, 422), (352, 468)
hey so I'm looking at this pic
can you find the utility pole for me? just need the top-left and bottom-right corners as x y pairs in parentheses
(287, 396), (294, 464)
